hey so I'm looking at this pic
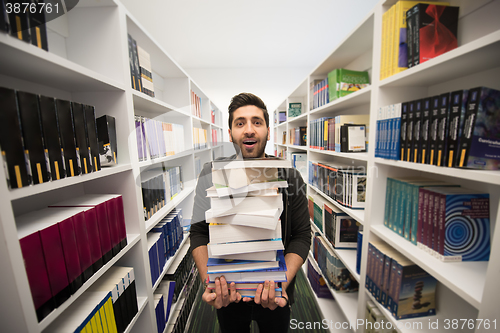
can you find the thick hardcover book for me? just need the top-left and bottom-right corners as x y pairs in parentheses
(400, 102), (408, 161)
(436, 93), (451, 167)
(207, 251), (283, 274)
(16, 91), (50, 184)
(406, 101), (415, 162)
(458, 87), (500, 169)
(96, 115), (117, 166)
(38, 95), (66, 180)
(412, 99), (423, 163)
(18, 230), (55, 322)
(447, 90), (468, 167)
(83, 104), (101, 172)
(0, 87), (31, 188)
(340, 124), (367, 152)
(57, 213), (84, 294)
(55, 99), (80, 177)
(127, 34), (139, 91)
(428, 96), (440, 165)
(406, 4), (417, 68)
(28, 0), (48, 50)
(71, 102), (92, 175)
(7, 0), (30, 42)
(130, 36), (142, 92)
(413, 4), (458, 65)
(420, 98), (432, 164)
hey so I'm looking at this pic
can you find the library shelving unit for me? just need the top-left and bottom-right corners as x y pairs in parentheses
(273, 0), (500, 332)
(0, 1), (222, 332)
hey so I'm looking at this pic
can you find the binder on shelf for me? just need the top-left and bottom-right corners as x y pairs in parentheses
(55, 99), (80, 177)
(0, 0), (8, 33)
(72, 102), (92, 175)
(436, 92), (451, 167)
(427, 96), (440, 165)
(83, 104), (101, 172)
(447, 89), (468, 168)
(7, 0), (30, 43)
(28, 0), (48, 51)
(96, 115), (117, 166)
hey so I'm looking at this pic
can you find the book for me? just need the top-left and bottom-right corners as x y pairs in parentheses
(412, 4), (458, 66)
(28, 0), (48, 51)
(55, 99), (80, 177)
(208, 221), (281, 245)
(0, 87), (31, 188)
(207, 251), (284, 274)
(209, 250), (278, 262)
(447, 90), (468, 167)
(212, 157), (291, 170)
(71, 102), (92, 175)
(412, 99), (423, 163)
(83, 104), (101, 172)
(340, 124), (366, 152)
(436, 93), (451, 167)
(420, 97), (432, 164)
(399, 102), (408, 161)
(328, 68), (370, 101)
(288, 102), (302, 118)
(38, 95), (66, 180)
(16, 91), (50, 184)
(96, 115), (117, 166)
(137, 45), (155, 97)
(335, 114), (370, 152)
(0, 0), (8, 33)
(7, 0), (30, 43)
(210, 193), (283, 216)
(427, 95), (440, 165)
(127, 34), (140, 91)
(458, 87), (500, 169)
(207, 239), (284, 257)
(212, 166), (280, 189)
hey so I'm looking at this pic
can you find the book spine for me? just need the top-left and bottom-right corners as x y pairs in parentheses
(384, 178), (393, 228)
(72, 102), (92, 175)
(413, 99), (423, 163)
(56, 99), (79, 177)
(425, 191), (435, 252)
(413, 4), (420, 66)
(406, 5), (415, 68)
(406, 100), (415, 162)
(71, 211), (93, 283)
(436, 93), (451, 167)
(458, 87), (481, 168)
(447, 90), (465, 167)
(400, 102), (408, 161)
(420, 98), (431, 164)
(417, 188), (427, 248)
(428, 96), (440, 165)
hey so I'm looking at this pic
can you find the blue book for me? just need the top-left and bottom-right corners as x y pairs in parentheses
(207, 251), (284, 274)
(356, 230), (363, 275)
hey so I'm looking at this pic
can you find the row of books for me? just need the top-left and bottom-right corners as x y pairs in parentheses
(365, 299), (397, 333)
(211, 128), (219, 147)
(128, 34), (155, 97)
(191, 90), (202, 118)
(0, 0), (49, 51)
(288, 126), (307, 146)
(210, 107), (216, 124)
(275, 146), (286, 158)
(135, 116), (185, 162)
(311, 78), (330, 110)
(165, 266), (200, 333)
(376, 87), (500, 170)
(288, 102), (302, 118)
(155, 280), (175, 333)
(277, 110), (286, 124)
(0, 87), (118, 189)
(312, 233), (359, 293)
(380, 1), (458, 80)
(193, 127), (208, 150)
(384, 177), (490, 262)
(141, 165), (182, 221)
(164, 247), (195, 305)
(309, 114), (370, 152)
(148, 209), (184, 284)
(309, 161), (367, 210)
(366, 240), (437, 320)
(17, 194), (128, 322)
(306, 259), (333, 299)
(290, 152), (307, 181)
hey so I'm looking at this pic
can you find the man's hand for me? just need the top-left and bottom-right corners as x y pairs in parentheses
(201, 276), (241, 309)
(244, 280), (288, 310)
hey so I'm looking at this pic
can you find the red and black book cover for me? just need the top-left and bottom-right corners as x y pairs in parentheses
(38, 95), (66, 180)
(17, 91), (51, 184)
(414, 4), (459, 65)
(0, 87), (31, 188)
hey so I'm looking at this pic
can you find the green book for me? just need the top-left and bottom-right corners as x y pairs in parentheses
(328, 68), (370, 101)
(288, 102), (302, 118)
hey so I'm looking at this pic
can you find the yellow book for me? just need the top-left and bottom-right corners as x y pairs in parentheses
(388, 5), (396, 78)
(104, 298), (118, 333)
(94, 311), (105, 333)
(99, 307), (109, 333)
(393, 1), (450, 75)
(380, 10), (389, 80)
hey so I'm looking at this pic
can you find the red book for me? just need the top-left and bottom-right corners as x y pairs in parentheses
(57, 212), (83, 294)
(17, 209), (71, 308)
(17, 231), (54, 322)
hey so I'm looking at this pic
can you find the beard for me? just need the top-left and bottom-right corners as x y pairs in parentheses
(230, 133), (267, 159)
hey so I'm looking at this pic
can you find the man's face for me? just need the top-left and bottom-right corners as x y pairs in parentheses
(228, 105), (270, 158)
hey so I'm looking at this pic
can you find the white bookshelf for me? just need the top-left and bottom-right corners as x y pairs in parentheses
(274, 1), (500, 331)
(0, 1), (222, 332)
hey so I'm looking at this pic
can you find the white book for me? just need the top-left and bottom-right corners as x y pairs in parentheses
(212, 157), (291, 170)
(206, 186), (278, 198)
(210, 250), (277, 262)
(208, 239), (283, 257)
(211, 181), (287, 197)
(205, 207), (281, 230)
(210, 194), (282, 215)
(212, 167), (279, 189)
(209, 221), (281, 244)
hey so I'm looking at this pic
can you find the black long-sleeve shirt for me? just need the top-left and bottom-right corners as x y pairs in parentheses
(190, 155), (311, 304)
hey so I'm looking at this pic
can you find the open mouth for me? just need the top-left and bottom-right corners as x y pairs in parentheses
(243, 139), (257, 149)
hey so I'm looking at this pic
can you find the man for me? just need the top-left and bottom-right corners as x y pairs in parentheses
(190, 92), (310, 332)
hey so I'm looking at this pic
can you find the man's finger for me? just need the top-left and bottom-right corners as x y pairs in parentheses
(229, 282), (237, 303)
(275, 296), (287, 308)
(261, 280), (270, 306)
(254, 283), (263, 304)
(214, 277), (223, 308)
(268, 281), (276, 303)
(220, 276), (230, 304)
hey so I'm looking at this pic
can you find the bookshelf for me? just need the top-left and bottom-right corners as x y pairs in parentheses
(274, 0), (500, 331)
(0, 1), (222, 332)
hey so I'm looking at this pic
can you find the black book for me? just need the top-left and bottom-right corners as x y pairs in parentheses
(406, 4), (417, 68)
(28, 0), (48, 51)
(300, 126), (307, 146)
(340, 124), (366, 152)
(7, 0), (30, 42)
(436, 92), (451, 167)
(420, 97), (432, 164)
(55, 99), (80, 177)
(412, 99), (423, 163)
(83, 104), (101, 172)
(447, 90), (468, 167)
(0, 87), (31, 188)
(131, 36), (142, 92)
(142, 183), (148, 220)
(17, 91), (50, 184)
(96, 115), (117, 166)
(38, 95), (65, 180)
(0, 0), (8, 33)
(71, 102), (92, 175)
(406, 101), (415, 162)
(457, 87), (481, 168)
(127, 34), (139, 91)
(400, 102), (408, 161)
(428, 96), (440, 165)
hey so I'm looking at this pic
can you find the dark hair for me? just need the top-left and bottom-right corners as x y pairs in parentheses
(228, 93), (269, 129)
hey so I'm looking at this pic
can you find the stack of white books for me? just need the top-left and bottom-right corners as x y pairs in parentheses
(205, 157), (291, 297)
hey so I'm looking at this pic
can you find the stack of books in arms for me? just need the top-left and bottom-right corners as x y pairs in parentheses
(128, 34), (155, 97)
(0, 87), (116, 189)
(376, 87), (500, 170)
(380, 1), (458, 80)
(205, 157), (291, 298)
(384, 177), (491, 262)
(366, 240), (437, 320)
